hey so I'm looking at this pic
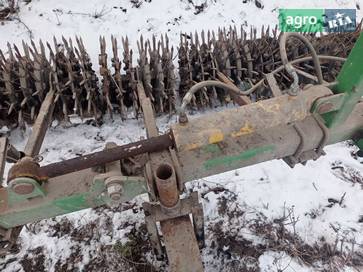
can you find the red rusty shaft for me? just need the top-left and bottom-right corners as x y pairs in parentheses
(39, 134), (174, 178)
(154, 162), (179, 208)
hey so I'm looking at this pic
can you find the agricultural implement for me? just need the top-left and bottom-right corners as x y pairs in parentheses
(0, 26), (362, 271)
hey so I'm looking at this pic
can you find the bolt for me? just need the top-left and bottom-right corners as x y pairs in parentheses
(178, 112), (188, 124)
(12, 183), (34, 195)
(106, 183), (123, 202)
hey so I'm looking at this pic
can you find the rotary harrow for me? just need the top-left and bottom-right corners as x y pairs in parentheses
(0, 24), (361, 130)
(0, 24), (362, 271)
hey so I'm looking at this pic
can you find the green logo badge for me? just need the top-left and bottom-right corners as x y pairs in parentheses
(279, 9), (357, 33)
(279, 9), (324, 32)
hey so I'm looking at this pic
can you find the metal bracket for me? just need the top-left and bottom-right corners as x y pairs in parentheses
(93, 172), (147, 207)
(143, 191), (205, 259)
(283, 115), (329, 168)
(7, 177), (46, 205)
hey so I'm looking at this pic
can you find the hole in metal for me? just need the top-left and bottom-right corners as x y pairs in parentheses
(156, 164), (173, 180)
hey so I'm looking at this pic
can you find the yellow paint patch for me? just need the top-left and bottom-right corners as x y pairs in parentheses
(231, 123), (254, 137)
(208, 131), (224, 144)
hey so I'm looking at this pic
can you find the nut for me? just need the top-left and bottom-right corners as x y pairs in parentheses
(105, 176), (124, 202)
(107, 183), (123, 201)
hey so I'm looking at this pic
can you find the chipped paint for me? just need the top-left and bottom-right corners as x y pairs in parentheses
(208, 131), (224, 144)
(231, 122), (254, 138)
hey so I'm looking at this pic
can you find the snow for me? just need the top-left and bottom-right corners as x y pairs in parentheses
(1, 0), (363, 271)
(259, 251), (314, 272)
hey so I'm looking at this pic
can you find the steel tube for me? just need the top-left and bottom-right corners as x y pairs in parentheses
(154, 163), (179, 208)
(39, 134), (174, 178)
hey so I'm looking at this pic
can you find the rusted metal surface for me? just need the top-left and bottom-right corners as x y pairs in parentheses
(143, 191), (198, 220)
(161, 216), (204, 272)
(137, 83), (180, 209)
(171, 85), (332, 181)
(12, 183), (35, 195)
(178, 25), (361, 108)
(173, 85), (332, 153)
(7, 157), (43, 183)
(0, 138), (7, 188)
(0, 27), (360, 129)
(39, 134), (174, 178)
(154, 163), (179, 208)
(143, 192), (205, 261)
(137, 83), (158, 137)
(173, 100), (363, 182)
(143, 192), (204, 235)
(0, 28), (362, 271)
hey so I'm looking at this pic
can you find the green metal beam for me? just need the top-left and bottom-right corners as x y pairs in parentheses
(0, 176), (147, 229)
(323, 32), (363, 128)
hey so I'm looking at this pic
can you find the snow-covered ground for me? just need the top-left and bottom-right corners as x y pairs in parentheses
(0, 0), (363, 271)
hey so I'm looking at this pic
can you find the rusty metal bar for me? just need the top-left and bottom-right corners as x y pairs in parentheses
(39, 134), (174, 178)
(24, 90), (55, 157)
(161, 216), (204, 272)
(265, 73), (282, 97)
(137, 83), (180, 208)
(137, 82), (158, 138)
(154, 162), (179, 208)
(0, 138), (7, 188)
(216, 72), (251, 105)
